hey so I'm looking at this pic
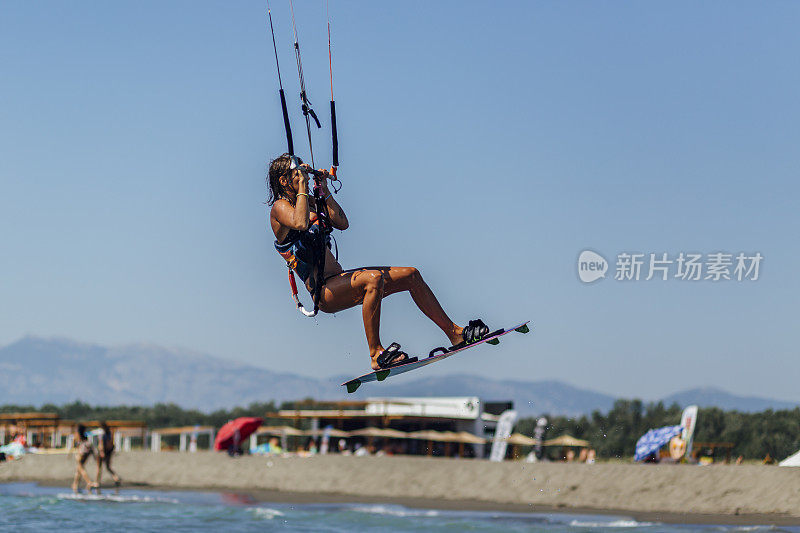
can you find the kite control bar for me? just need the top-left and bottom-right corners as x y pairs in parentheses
(289, 156), (339, 189)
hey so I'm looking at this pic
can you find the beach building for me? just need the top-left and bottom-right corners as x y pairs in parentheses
(272, 397), (513, 458)
(0, 414), (147, 451)
(0, 413), (60, 447)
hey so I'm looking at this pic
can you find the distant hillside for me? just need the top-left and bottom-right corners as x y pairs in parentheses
(0, 337), (614, 415)
(1, 337), (796, 415)
(663, 387), (798, 413)
(0, 336), (341, 410)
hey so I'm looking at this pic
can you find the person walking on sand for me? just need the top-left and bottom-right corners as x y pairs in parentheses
(95, 421), (121, 490)
(72, 424), (98, 493)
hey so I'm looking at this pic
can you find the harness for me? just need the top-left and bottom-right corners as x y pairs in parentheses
(274, 213), (333, 316)
(267, 1), (340, 317)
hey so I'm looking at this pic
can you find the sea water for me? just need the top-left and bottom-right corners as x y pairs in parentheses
(0, 482), (797, 533)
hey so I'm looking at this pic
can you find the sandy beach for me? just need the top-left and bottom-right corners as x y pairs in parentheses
(2, 451), (798, 525)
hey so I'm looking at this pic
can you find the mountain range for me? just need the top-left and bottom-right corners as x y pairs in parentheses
(0, 336), (796, 415)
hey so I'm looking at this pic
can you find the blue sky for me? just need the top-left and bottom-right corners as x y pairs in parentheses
(1, 1), (798, 402)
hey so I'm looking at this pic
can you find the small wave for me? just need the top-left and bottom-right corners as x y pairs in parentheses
(350, 504), (439, 518)
(569, 519), (653, 528)
(250, 507), (285, 520)
(56, 493), (179, 504)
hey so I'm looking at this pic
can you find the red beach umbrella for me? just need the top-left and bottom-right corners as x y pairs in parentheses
(214, 417), (263, 451)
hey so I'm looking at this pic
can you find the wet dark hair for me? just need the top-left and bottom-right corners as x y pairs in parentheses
(267, 153), (302, 205)
(101, 421), (110, 434)
(77, 424), (87, 440)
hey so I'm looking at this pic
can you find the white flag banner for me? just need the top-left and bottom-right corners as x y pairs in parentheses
(680, 405), (699, 458)
(489, 410), (518, 462)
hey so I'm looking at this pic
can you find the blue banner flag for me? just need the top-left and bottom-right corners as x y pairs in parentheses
(634, 425), (683, 462)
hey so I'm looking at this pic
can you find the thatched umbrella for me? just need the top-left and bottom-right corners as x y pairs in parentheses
(349, 427), (408, 439)
(407, 430), (447, 456)
(543, 434), (590, 461)
(406, 430), (486, 457)
(505, 432), (537, 459)
(543, 434), (590, 447)
(348, 427), (408, 449)
(506, 433), (537, 446)
(449, 431), (486, 457)
(254, 425), (305, 451)
(453, 432), (486, 444)
(407, 430), (446, 441)
(303, 428), (350, 438)
(255, 425), (304, 436)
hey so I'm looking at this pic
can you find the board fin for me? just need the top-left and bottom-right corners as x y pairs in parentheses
(346, 380), (361, 393)
(486, 338), (500, 345)
(515, 324), (530, 333)
(375, 370), (391, 381)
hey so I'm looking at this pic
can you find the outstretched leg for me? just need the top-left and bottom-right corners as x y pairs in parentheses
(381, 267), (463, 346)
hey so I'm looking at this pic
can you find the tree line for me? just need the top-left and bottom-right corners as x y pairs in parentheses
(3, 399), (798, 460)
(515, 399), (800, 461)
(0, 399), (349, 433)
(0, 401), (281, 431)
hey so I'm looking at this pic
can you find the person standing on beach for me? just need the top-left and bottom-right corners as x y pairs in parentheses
(72, 424), (97, 493)
(95, 421), (121, 490)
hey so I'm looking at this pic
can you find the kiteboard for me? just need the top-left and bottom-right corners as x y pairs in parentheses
(341, 321), (530, 393)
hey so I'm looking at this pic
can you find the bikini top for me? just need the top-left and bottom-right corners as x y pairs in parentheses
(274, 214), (331, 285)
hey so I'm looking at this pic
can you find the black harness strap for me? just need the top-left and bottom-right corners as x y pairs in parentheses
(327, 1), (339, 168)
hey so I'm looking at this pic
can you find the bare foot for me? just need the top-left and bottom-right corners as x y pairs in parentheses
(447, 326), (464, 347)
(370, 346), (411, 371)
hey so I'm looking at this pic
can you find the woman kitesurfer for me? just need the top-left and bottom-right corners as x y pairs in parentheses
(268, 153), (489, 370)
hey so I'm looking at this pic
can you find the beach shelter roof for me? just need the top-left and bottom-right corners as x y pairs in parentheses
(506, 433), (537, 446)
(633, 425), (682, 462)
(255, 425), (304, 437)
(349, 427), (408, 439)
(304, 428), (350, 438)
(407, 430), (448, 441)
(451, 431), (486, 444)
(543, 434), (591, 447)
(779, 449), (800, 467)
(403, 430), (485, 443)
(154, 425), (215, 436)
